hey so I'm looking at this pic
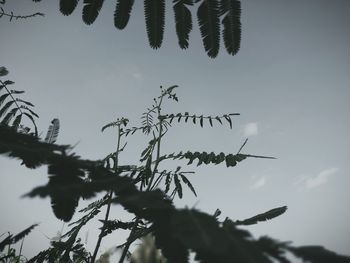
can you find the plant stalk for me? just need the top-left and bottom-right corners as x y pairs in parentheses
(91, 124), (121, 263)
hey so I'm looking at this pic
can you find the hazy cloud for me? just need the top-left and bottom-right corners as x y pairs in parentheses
(250, 176), (266, 190)
(303, 167), (339, 189)
(132, 72), (142, 79)
(243, 122), (258, 137)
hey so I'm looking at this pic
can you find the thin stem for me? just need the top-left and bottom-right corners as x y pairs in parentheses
(237, 138), (248, 154)
(0, 8), (44, 21)
(119, 95), (165, 263)
(91, 124), (121, 263)
(0, 80), (23, 115)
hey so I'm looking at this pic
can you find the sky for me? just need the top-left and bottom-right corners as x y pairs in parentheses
(1, 0), (350, 261)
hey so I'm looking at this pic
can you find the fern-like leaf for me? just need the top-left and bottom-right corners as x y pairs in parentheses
(173, 0), (193, 49)
(114, 0), (134, 29)
(60, 0), (79, 16)
(0, 224), (38, 251)
(82, 0), (105, 25)
(0, 100), (14, 118)
(197, 0), (221, 58)
(144, 0), (165, 49)
(45, 118), (60, 144)
(221, 0), (241, 55)
(0, 93), (10, 108)
(236, 206), (287, 226)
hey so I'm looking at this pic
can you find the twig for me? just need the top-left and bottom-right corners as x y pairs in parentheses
(0, 7), (44, 21)
(237, 138), (248, 154)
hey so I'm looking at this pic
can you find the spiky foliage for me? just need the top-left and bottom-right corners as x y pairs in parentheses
(114, 0), (135, 29)
(221, 0), (241, 55)
(0, 224), (38, 252)
(0, 67), (38, 135)
(82, 0), (105, 25)
(1, 85), (350, 263)
(31, 0), (242, 58)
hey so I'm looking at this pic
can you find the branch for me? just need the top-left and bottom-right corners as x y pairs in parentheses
(0, 7), (44, 21)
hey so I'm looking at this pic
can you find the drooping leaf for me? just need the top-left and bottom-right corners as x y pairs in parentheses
(144, 0), (165, 49)
(197, 0), (221, 58)
(0, 93), (10, 108)
(45, 118), (60, 144)
(82, 0), (105, 25)
(173, 0), (193, 49)
(20, 105), (39, 118)
(235, 206), (287, 226)
(114, 0), (134, 29)
(221, 0), (241, 55)
(174, 173), (183, 198)
(179, 173), (197, 196)
(0, 100), (14, 118)
(1, 107), (19, 125)
(60, 0), (80, 16)
(16, 98), (34, 107)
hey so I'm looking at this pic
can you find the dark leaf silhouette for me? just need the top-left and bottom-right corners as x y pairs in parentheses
(197, 0), (221, 58)
(45, 118), (60, 143)
(114, 0), (134, 29)
(235, 206), (287, 226)
(0, 224), (38, 252)
(60, 0), (80, 16)
(173, 0), (193, 49)
(144, 0), (165, 49)
(221, 0), (241, 55)
(82, 0), (105, 25)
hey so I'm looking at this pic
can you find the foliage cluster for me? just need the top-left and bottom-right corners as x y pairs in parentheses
(1, 68), (350, 263)
(29, 0), (241, 58)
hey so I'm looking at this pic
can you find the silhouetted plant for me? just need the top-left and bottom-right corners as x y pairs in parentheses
(0, 1), (44, 22)
(30, 0), (241, 58)
(0, 224), (38, 263)
(1, 79), (350, 263)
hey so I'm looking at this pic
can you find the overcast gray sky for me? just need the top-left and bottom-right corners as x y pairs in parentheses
(1, 0), (350, 261)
